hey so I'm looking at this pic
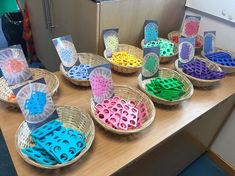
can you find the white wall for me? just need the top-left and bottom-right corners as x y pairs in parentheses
(211, 106), (235, 168)
(185, 8), (235, 53)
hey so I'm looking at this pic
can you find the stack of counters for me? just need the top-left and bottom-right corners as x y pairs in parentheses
(145, 77), (185, 101)
(182, 59), (225, 80)
(205, 52), (235, 67)
(95, 96), (149, 130)
(144, 38), (174, 57)
(170, 35), (202, 48)
(21, 120), (86, 166)
(111, 51), (142, 67)
(67, 64), (91, 80)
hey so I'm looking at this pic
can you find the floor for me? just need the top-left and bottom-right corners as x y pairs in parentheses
(179, 154), (228, 176)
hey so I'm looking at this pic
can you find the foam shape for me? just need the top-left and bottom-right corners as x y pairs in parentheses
(118, 106), (138, 130)
(22, 146), (57, 166)
(31, 120), (62, 139)
(205, 52), (232, 59)
(111, 51), (142, 67)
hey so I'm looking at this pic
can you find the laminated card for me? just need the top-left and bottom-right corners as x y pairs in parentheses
(103, 28), (119, 58)
(13, 78), (58, 131)
(182, 15), (201, 37)
(178, 37), (196, 66)
(203, 31), (216, 55)
(0, 45), (32, 86)
(88, 64), (114, 104)
(144, 20), (158, 44)
(52, 35), (80, 71)
(142, 46), (160, 80)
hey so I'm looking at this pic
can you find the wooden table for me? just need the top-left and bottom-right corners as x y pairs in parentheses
(0, 65), (235, 176)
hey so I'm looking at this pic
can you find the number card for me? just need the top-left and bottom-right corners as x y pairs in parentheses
(203, 31), (216, 54)
(88, 64), (114, 104)
(0, 45), (32, 86)
(52, 35), (79, 70)
(182, 15), (201, 37)
(13, 78), (58, 131)
(142, 46), (160, 80)
(178, 37), (195, 65)
(103, 28), (119, 58)
(144, 20), (158, 44)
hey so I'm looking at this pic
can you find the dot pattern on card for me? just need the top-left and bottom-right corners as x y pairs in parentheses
(111, 51), (142, 67)
(179, 42), (194, 64)
(182, 59), (225, 79)
(24, 91), (47, 116)
(146, 77), (185, 101)
(67, 64), (90, 80)
(144, 23), (158, 43)
(104, 31), (119, 57)
(16, 82), (56, 124)
(182, 17), (200, 37)
(144, 38), (174, 57)
(204, 33), (215, 54)
(95, 96), (149, 130)
(142, 53), (159, 78)
(22, 122), (86, 165)
(0, 48), (32, 86)
(89, 67), (114, 104)
(56, 40), (77, 68)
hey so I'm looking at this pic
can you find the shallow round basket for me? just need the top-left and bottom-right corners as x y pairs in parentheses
(60, 53), (108, 86)
(103, 44), (143, 74)
(15, 105), (95, 169)
(175, 57), (224, 87)
(90, 85), (156, 135)
(201, 49), (235, 74)
(138, 68), (194, 106)
(141, 38), (178, 63)
(168, 31), (203, 55)
(0, 68), (59, 107)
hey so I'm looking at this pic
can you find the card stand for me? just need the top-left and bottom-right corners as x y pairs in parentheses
(22, 146), (57, 166)
(111, 51), (142, 67)
(205, 52), (232, 59)
(31, 120), (62, 139)
(67, 64), (90, 80)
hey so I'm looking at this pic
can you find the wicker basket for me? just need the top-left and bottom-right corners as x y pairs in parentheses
(175, 57), (224, 87)
(103, 44), (143, 74)
(168, 31), (203, 55)
(15, 105), (95, 169)
(0, 68), (59, 108)
(201, 49), (235, 74)
(90, 85), (156, 135)
(138, 68), (194, 106)
(60, 53), (108, 86)
(141, 38), (178, 63)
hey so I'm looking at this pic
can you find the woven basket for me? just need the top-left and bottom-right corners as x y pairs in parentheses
(141, 38), (178, 63)
(138, 68), (194, 106)
(103, 44), (143, 74)
(15, 105), (95, 169)
(90, 85), (156, 135)
(168, 31), (203, 55)
(60, 53), (108, 86)
(175, 57), (224, 87)
(0, 68), (59, 108)
(201, 49), (235, 74)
